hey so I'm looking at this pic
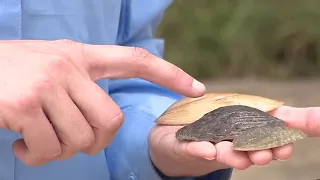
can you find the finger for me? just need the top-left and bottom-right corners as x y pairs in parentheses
(157, 131), (216, 161)
(12, 109), (61, 166)
(215, 141), (252, 170)
(41, 86), (95, 158)
(67, 77), (124, 155)
(270, 105), (320, 136)
(9, 40), (205, 98)
(73, 43), (206, 97)
(247, 149), (273, 166)
(185, 141), (217, 160)
(272, 143), (294, 161)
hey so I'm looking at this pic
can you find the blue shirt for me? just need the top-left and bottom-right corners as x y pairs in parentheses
(0, 0), (233, 180)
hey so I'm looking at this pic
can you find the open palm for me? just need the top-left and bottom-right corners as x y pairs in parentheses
(148, 105), (317, 177)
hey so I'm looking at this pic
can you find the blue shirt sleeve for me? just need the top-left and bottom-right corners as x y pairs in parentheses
(103, 0), (233, 179)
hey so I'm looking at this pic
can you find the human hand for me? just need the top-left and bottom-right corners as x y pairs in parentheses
(148, 105), (316, 177)
(270, 105), (320, 137)
(0, 40), (206, 166)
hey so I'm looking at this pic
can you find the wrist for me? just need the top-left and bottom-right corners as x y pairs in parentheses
(149, 145), (211, 177)
(149, 147), (190, 177)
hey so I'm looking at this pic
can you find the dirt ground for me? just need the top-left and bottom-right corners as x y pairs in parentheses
(202, 78), (320, 180)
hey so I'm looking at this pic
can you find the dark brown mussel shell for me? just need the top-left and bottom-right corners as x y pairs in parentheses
(232, 126), (307, 151)
(175, 105), (285, 143)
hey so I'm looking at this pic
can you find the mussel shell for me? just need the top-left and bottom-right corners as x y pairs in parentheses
(232, 126), (307, 151)
(175, 105), (285, 143)
(156, 93), (284, 125)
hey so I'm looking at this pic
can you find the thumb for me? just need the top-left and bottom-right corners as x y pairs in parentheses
(270, 105), (320, 136)
(78, 44), (206, 98)
(160, 132), (216, 161)
(183, 141), (217, 160)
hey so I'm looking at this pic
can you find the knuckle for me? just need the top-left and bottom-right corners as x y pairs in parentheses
(131, 47), (154, 76)
(34, 73), (56, 92)
(55, 39), (84, 55)
(10, 69), (60, 115)
(46, 55), (71, 73)
(74, 132), (95, 149)
(53, 39), (86, 67)
(55, 39), (79, 47)
(131, 47), (151, 60)
(11, 91), (40, 113)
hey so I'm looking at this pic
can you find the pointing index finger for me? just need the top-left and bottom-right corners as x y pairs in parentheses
(81, 44), (206, 98)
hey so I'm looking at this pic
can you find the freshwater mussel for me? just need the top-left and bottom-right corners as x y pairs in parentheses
(155, 93), (307, 151)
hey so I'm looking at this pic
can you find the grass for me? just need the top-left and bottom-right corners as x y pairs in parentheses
(156, 0), (320, 80)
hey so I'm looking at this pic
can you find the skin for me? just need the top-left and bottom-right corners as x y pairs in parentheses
(0, 39), (206, 166)
(149, 105), (320, 177)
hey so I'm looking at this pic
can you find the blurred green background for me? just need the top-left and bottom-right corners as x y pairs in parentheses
(156, 0), (320, 80)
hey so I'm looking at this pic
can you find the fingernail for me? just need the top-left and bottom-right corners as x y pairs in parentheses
(204, 157), (216, 160)
(192, 79), (206, 93)
(274, 157), (286, 161)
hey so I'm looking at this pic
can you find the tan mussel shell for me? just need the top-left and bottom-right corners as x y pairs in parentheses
(155, 93), (284, 125)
